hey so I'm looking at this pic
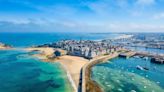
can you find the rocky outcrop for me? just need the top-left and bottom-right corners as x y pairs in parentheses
(0, 43), (11, 49)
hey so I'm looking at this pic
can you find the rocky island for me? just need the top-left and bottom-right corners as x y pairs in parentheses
(0, 42), (11, 50)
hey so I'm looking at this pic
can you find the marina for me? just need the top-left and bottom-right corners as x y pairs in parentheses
(91, 57), (164, 92)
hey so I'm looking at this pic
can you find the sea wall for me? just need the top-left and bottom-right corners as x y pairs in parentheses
(82, 53), (119, 92)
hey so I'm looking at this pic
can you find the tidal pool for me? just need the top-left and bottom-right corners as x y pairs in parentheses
(91, 57), (164, 92)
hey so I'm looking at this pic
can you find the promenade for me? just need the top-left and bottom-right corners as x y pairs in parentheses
(82, 53), (119, 92)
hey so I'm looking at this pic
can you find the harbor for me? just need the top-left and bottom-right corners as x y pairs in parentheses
(81, 49), (164, 92)
(91, 56), (164, 92)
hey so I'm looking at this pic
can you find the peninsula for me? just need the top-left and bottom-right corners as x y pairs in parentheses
(26, 39), (164, 92)
(26, 40), (123, 92)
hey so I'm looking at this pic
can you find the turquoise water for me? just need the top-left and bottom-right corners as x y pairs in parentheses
(0, 50), (73, 92)
(92, 57), (164, 92)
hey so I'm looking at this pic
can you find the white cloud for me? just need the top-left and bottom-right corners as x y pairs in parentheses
(153, 12), (164, 19)
(136, 0), (155, 6)
(86, 1), (110, 16)
(97, 23), (164, 32)
(0, 20), (163, 32)
(116, 0), (129, 8)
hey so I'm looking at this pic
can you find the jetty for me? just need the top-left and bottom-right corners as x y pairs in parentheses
(81, 53), (119, 92)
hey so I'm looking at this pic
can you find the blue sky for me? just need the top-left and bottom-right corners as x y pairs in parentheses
(0, 0), (164, 32)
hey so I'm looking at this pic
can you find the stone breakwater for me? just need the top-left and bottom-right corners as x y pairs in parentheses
(82, 53), (119, 92)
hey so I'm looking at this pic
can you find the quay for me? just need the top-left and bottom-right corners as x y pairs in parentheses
(81, 53), (119, 92)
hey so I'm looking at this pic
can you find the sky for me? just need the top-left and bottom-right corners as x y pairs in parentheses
(0, 0), (164, 33)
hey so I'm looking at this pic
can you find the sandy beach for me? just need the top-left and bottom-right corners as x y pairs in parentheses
(57, 56), (89, 88)
(26, 47), (89, 92)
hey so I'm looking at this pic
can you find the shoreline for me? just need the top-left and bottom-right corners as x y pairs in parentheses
(60, 62), (77, 92)
(25, 47), (89, 92)
(25, 47), (121, 92)
(56, 55), (89, 91)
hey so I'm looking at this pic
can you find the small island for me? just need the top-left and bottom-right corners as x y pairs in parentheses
(0, 42), (11, 50)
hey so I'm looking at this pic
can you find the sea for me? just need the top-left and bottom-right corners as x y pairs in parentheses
(0, 32), (121, 47)
(0, 32), (122, 92)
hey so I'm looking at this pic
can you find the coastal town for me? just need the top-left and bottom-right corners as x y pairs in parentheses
(38, 40), (122, 59)
(0, 33), (164, 92)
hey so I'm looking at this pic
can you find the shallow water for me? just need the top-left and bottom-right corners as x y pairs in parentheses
(0, 50), (73, 92)
(92, 57), (164, 92)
